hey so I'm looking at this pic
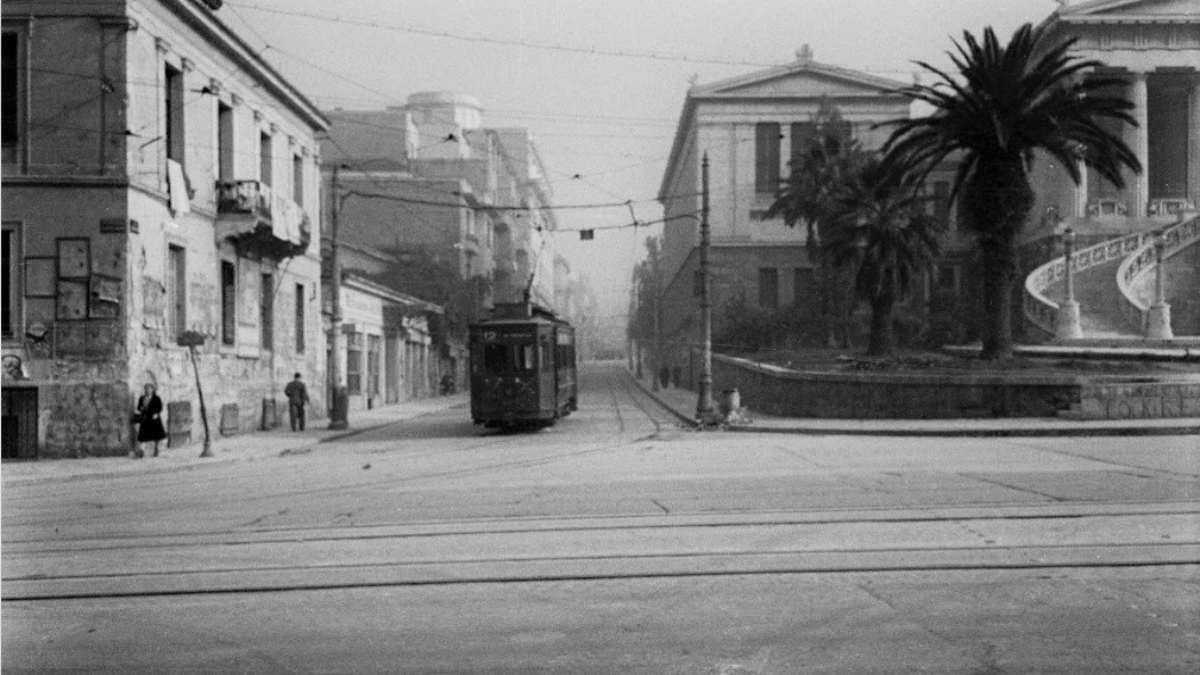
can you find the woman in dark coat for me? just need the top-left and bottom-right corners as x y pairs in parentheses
(134, 383), (167, 458)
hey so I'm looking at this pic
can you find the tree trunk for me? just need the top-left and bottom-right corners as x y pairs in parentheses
(979, 234), (1016, 359)
(962, 159), (1034, 360)
(867, 295), (894, 356)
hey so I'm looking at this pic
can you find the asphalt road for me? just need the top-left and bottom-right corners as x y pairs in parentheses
(3, 362), (1199, 673)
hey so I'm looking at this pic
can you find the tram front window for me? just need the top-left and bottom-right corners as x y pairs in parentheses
(483, 343), (535, 372)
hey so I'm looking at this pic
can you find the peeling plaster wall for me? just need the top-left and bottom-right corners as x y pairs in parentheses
(40, 382), (133, 458)
(129, 190), (326, 448)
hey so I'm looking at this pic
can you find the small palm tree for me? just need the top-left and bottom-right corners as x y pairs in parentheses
(826, 159), (942, 356)
(766, 100), (869, 346)
(881, 23), (1140, 359)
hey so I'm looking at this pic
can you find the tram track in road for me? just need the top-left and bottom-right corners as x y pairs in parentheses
(6, 498), (1198, 551)
(5, 501), (1198, 601)
(5, 539), (1197, 602)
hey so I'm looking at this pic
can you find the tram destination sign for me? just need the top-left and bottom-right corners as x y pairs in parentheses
(480, 327), (536, 342)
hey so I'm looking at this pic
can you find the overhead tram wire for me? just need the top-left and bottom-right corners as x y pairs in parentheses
(222, 21), (777, 215)
(258, 45), (677, 199)
(218, 29), (676, 209)
(332, 189), (697, 213)
(231, 1), (780, 69)
(228, 1), (922, 77)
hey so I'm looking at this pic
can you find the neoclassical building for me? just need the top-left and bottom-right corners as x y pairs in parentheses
(654, 49), (959, 375)
(1027, 0), (1200, 239)
(1021, 0), (1200, 340)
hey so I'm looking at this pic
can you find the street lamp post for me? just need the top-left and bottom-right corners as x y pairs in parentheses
(696, 152), (715, 424)
(651, 256), (663, 392)
(1145, 231), (1173, 339)
(1054, 226), (1083, 340)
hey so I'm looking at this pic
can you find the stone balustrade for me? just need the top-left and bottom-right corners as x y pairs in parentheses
(1023, 230), (1149, 337)
(1116, 215), (1200, 334)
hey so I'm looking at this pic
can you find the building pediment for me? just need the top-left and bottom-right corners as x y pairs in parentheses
(691, 60), (907, 101)
(1058, 0), (1200, 21)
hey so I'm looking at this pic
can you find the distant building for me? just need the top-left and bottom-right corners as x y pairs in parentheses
(324, 93), (560, 310)
(330, 274), (442, 408)
(2, 0), (328, 458)
(321, 93), (561, 392)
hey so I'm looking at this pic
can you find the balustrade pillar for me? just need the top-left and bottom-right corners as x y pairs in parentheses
(1145, 232), (1173, 339)
(1055, 228), (1082, 340)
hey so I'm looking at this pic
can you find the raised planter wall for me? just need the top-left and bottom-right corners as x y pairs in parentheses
(705, 352), (1200, 420)
(1079, 381), (1200, 420)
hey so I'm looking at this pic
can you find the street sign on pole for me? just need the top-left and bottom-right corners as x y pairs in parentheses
(176, 330), (212, 457)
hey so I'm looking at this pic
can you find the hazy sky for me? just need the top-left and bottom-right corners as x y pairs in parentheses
(223, 0), (1060, 320)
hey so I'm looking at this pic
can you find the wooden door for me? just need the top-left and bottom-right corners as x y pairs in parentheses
(1, 387), (38, 459)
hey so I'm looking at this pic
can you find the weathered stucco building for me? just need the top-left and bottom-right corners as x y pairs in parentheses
(2, 0), (328, 458)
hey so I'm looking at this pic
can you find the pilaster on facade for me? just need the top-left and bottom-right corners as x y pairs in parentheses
(1130, 70), (1151, 217)
(1191, 76), (1200, 208)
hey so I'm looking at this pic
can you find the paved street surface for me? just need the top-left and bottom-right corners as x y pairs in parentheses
(3, 361), (1199, 673)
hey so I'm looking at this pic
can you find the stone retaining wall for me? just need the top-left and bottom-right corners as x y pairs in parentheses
(707, 353), (1200, 420)
(1080, 381), (1200, 420)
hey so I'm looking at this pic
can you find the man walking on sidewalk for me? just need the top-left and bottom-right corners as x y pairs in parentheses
(284, 372), (310, 431)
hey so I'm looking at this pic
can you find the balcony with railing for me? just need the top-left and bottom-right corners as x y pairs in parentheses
(215, 180), (311, 259)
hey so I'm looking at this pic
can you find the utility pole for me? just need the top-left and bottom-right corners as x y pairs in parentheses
(696, 152), (715, 423)
(327, 164), (349, 429)
(651, 257), (661, 392)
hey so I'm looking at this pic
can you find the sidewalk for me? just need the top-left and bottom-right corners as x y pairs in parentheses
(1, 393), (470, 487)
(632, 372), (1200, 437)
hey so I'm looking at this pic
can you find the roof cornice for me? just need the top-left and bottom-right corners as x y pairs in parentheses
(1054, 0), (1200, 22)
(690, 59), (908, 98)
(165, 0), (329, 131)
(657, 60), (909, 203)
(1059, 14), (1200, 23)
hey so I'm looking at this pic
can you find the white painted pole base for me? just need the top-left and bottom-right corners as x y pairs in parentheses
(1145, 303), (1174, 340)
(1054, 300), (1083, 340)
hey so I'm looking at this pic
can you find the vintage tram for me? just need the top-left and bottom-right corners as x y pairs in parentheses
(468, 302), (578, 428)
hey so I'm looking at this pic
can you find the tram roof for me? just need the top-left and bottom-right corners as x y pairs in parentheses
(478, 302), (567, 325)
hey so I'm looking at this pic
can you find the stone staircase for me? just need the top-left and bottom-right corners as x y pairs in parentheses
(1041, 256), (1138, 338)
(1024, 215), (1200, 341)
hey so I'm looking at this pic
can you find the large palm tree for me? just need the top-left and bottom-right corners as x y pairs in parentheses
(881, 23), (1140, 359)
(826, 159), (942, 356)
